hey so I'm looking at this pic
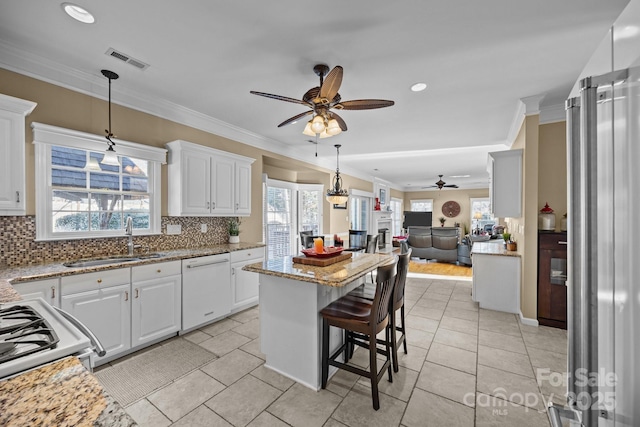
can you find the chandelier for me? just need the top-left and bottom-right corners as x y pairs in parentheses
(326, 144), (349, 204)
(101, 69), (120, 166)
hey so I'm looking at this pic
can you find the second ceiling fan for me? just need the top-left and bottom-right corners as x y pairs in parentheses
(250, 64), (394, 138)
(424, 175), (459, 190)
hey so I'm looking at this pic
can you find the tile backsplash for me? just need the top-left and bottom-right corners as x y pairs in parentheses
(0, 216), (232, 268)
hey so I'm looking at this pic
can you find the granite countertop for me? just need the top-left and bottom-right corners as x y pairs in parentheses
(0, 242), (264, 287)
(243, 252), (394, 287)
(471, 241), (521, 257)
(0, 357), (135, 427)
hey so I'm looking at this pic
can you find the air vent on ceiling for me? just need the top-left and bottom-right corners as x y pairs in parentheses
(105, 48), (149, 70)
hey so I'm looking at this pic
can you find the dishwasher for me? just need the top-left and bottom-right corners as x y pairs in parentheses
(181, 254), (231, 331)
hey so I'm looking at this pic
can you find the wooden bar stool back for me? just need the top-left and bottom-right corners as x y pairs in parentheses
(320, 259), (398, 410)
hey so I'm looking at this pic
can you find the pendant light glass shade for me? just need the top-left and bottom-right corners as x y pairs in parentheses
(326, 144), (349, 204)
(101, 146), (120, 166)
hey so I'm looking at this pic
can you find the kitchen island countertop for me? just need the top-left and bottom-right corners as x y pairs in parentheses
(243, 252), (394, 287)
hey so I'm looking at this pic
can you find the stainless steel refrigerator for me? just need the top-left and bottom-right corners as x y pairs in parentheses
(550, 66), (639, 426)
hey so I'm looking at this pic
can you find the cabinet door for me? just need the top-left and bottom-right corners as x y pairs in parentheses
(13, 278), (60, 308)
(231, 259), (261, 311)
(0, 108), (28, 215)
(488, 149), (522, 218)
(61, 283), (131, 361)
(182, 255), (231, 330)
(235, 161), (252, 215)
(182, 150), (211, 215)
(211, 156), (235, 215)
(132, 274), (181, 347)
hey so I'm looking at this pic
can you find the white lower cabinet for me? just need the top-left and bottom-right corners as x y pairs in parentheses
(230, 247), (264, 312)
(61, 268), (131, 362)
(182, 254), (231, 331)
(12, 277), (60, 308)
(131, 261), (182, 347)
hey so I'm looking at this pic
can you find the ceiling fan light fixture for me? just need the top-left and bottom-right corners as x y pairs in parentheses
(61, 3), (95, 23)
(326, 118), (341, 136)
(302, 121), (315, 136)
(310, 115), (325, 134)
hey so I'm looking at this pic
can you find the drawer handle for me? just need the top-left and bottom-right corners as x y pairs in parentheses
(97, 279), (102, 284)
(558, 241), (567, 245)
(187, 259), (229, 268)
(16, 191), (20, 203)
(204, 311), (215, 316)
(51, 286), (55, 299)
(135, 288), (139, 299)
(125, 291), (129, 301)
(157, 269), (162, 273)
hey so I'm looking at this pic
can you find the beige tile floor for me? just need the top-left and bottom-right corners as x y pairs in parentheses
(103, 274), (569, 427)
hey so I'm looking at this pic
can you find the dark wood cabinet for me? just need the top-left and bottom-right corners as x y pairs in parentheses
(537, 232), (567, 329)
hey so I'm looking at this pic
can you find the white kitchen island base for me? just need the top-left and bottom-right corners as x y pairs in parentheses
(259, 273), (363, 390)
(471, 242), (522, 314)
(244, 252), (393, 391)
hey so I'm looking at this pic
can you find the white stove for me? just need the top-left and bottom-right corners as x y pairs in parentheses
(0, 298), (99, 380)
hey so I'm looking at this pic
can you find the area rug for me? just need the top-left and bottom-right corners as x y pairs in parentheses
(408, 261), (472, 277)
(94, 338), (216, 407)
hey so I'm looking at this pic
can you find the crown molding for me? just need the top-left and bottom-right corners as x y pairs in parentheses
(0, 40), (389, 188)
(539, 103), (566, 124)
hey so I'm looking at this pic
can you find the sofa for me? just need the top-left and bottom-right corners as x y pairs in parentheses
(407, 226), (459, 263)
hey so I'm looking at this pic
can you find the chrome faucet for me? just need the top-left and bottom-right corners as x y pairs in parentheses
(125, 216), (141, 256)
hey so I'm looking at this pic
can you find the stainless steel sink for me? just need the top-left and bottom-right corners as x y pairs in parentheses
(63, 253), (162, 268)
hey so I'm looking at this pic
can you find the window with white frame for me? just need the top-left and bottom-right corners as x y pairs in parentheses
(390, 197), (403, 236)
(33, 123), (165, 240)
(410, 199), (433, 212)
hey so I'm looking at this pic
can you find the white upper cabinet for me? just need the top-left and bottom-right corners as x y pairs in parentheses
(0, 94), (37, 215)
(487, 149), (523, 218)
(166, 140), (255, 217)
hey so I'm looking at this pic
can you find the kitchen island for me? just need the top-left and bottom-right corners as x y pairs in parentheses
(243, 252), (394, 390)
(471, 241), (521, 313)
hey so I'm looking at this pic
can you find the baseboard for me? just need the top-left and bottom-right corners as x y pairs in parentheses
(519, 311), (539, 327)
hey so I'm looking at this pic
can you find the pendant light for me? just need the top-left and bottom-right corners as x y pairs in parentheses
(101, 69), (120, 166)
(326, 144), (349, 204)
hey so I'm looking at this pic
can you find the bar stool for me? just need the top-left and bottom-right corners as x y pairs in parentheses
(347, 249), (411, 372)
(320, 259), (397, 410)
(344, 229), (367, 252)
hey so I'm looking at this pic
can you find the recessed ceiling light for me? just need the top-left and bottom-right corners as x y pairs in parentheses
(62, 3), (95, 23)
(450, 174), (471, 178)
(410, 83), (427, 92)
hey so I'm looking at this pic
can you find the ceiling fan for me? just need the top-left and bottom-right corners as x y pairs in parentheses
(424, 175), (459, 190)
(250, 64), (394, 138)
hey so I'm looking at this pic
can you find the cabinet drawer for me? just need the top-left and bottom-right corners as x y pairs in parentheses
(132, 260), (181, 282)
(61, 268), (130, 295)
(539, 233), (568, 250)
(230, 247), (265, 263)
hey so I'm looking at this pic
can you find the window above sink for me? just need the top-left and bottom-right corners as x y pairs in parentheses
(32, 123), (166, 241)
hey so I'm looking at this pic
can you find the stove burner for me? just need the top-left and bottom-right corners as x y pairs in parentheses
(0, 305), (60, 364)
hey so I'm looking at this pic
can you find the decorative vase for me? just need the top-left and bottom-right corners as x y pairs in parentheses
(229, 235), (240, 244)
(374, 197), (381, 211)
(506, 242), (517, 251)
(538, 203), (556, 231)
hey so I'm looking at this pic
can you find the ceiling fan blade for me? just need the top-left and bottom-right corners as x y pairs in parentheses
(277, 110), (313, 127)
(319, 66), (343, 103)
(330, 112), (348, 131)
(443, 184), (459, 188)
(334, 99), (395, 110)
(250, 91), (311, 106)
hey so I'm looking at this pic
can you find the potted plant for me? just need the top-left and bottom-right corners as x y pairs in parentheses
(228, 217), (240, 244)
(438, 216), (446, 227)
